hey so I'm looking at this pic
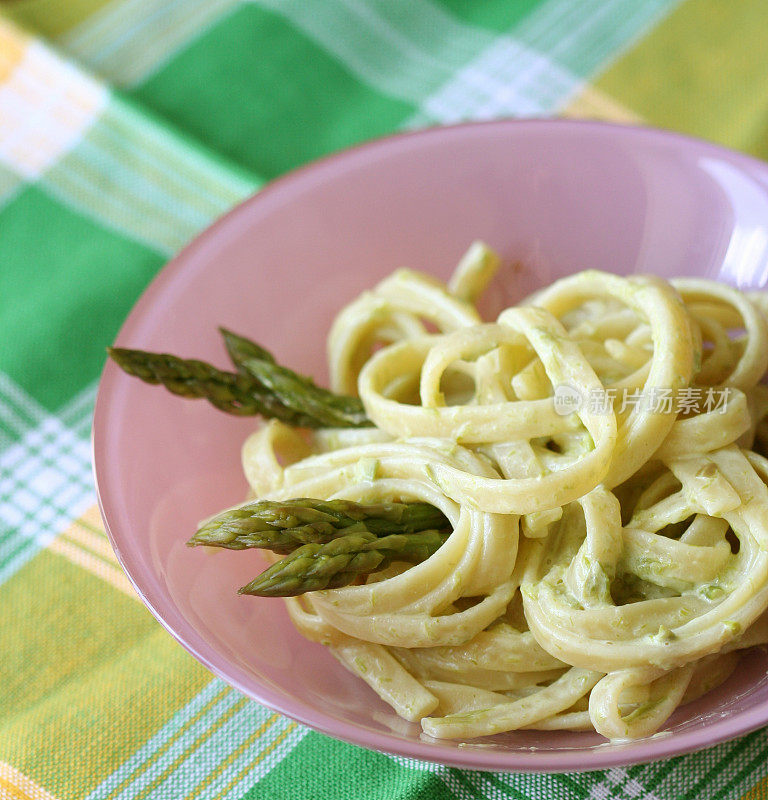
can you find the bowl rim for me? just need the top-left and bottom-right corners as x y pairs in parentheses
(93, 117), (768, 772)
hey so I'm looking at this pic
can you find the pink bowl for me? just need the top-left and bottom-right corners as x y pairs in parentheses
(93, 119), (768, 772)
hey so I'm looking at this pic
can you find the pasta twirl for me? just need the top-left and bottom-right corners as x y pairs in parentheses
(240, 243), (768, 741)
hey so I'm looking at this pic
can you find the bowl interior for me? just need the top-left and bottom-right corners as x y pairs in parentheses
(94, 120), (768, 771)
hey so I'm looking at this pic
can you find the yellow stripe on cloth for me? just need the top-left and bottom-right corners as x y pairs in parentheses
(49, 505), (136, 599)
(130, 696), (251, 800)
(1, 0), (115, 39)
(561, 85), (643, 124)
(99, 683), (233, 800)
(72, 503), (106, 531)
(590, 0), (768, 160)
(182, 714), (281, 800)
(59, 504), (119, 562)
(0, 35), (106, 179)
(0, 763), (60, 800)
(57, 0), (241, 87)
(742, 774), (768, 800)
(215, 722), (299, 800)
(0, 19), (30, 82)
(62, 521), (117, 562)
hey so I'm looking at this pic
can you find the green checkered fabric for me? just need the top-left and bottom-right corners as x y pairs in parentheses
(2, 2), (768, 798)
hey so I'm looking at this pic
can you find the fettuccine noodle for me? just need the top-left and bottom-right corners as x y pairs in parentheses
(241, 243), (768, 741)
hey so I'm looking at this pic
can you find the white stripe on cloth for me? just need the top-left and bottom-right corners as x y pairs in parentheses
(587, 767), (662, 800)
(403, 0), (683, 126)
(39, 95), (257, 256)
(248, 0), (682, 126)
(0, 761), (62, 800)
(0, 373), (94, 585)
(58, 0), (241, 86)
(0, 34), (256, 254)
(386, 755), (488, 800)
(0, 162), (23, 211)
(404, 35), (579, 127)
(251, 0), (539, 104)
(48, 533), (136, 597)
(0, 40), (107, 179)
(57, 382), (98, 438)
(83, 678), (307, 800)
(386, 754), (665, 800)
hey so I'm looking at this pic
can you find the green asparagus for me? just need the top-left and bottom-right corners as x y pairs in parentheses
(219, 327), (276, 370)
(188, 498), (451, 553)
(220, 328), (369, 427)
(239, 530), (449, 596)
(107, 333), (371, 428)
(242, 357), (370, 429)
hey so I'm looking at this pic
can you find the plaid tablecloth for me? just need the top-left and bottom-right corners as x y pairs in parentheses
(2, 2), (768, 798)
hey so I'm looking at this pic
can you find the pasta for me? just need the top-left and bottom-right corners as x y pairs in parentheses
(240, 243), (768, 741)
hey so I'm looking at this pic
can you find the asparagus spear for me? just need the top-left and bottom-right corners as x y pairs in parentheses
(107, 346), (316, 423)
(239, 530), (449, 596)
(219, 328), (369, 427)
(242, 357), (370, 428)
(189, 498), (451, 553)
(107, 336), (370, 428)
(219, 327), (276, 370)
